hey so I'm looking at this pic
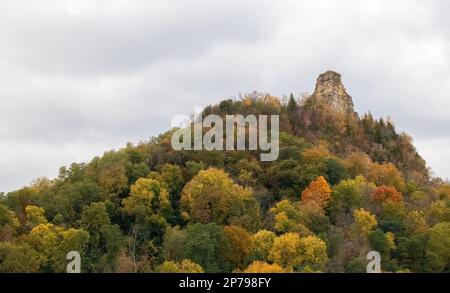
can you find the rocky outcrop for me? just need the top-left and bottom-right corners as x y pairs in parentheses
(310, 71), (355, 114)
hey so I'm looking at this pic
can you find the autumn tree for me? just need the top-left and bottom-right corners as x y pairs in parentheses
(98, 164), (128, 200)
(250, 230), (276, 262)
(159, 164), (185, 208)
(405, 210), (427, 235)
(301, 176), (332, 209)
(351, 208), (377, 237)
(270, 200), (306, 234)
(371, 185), (403, 204)
(25, 205), (47, 229)
(27, 223), (89, 272)
(329, 176), (374, 223)
(268, 232), (301, 268)
(425, 222), (450, 272)
(180, 168), (260, 231)
(297, 235), (329, 271)
(0, 203), (20, 241)
(122, 178), (171, 221)
(157, 259), (204, 273)
(243, 261), (289, 273)
(268, 233), (328, 271)
(0, 242), (42, 273)
(223, 225), (252, 268)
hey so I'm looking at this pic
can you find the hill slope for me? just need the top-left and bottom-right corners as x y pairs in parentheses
(0, 71), (449, 273)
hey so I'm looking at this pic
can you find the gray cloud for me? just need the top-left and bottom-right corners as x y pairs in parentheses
(1, 0), (450, 192)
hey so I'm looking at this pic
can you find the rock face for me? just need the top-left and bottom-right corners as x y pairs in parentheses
(310, 71), (355, 114)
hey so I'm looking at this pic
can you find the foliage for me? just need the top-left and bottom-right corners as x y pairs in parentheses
(243, 261), (289, 273)
(181, 168), (260, 231)
(301, 176), (332, 209)
(157, 259), (204, 273)
(0, 94), (445, 272)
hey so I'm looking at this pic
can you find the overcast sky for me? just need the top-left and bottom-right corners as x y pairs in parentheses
(1, 0), (449, 192)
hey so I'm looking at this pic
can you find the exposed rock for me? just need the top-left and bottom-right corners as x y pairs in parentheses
(310, 71), (355, 114)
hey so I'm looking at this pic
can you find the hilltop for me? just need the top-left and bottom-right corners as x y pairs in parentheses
(0, 71), (449, 273)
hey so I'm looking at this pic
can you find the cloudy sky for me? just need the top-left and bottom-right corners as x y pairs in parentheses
(1, 0), (449, 192)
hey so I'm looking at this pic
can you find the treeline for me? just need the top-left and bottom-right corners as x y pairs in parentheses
(0, 93), (449, 273)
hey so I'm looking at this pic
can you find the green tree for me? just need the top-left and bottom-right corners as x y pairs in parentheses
(425, 222), (450, 272)
(0, 242), (43, 273)
(182, 223), (231, 272)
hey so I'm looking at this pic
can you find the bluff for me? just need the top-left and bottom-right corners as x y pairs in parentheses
(309, 70), (355, 115)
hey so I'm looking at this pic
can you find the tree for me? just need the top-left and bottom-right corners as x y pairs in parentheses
(0, 242), (42, 273)
(425, 222), (450, 272)
(223, 225), (252, 268)
(27, 223), (89, 272)
(25, 205), (47, 229)
(405, 210), (427, 234)
(98, 224), (124, 272)
(270, 200), (306, 234)
(426, 200), (450, 226)
(268, 233), (301, 268)
(268, 233), (328, 271)
(297, 235), (328, 271)
(157, 259), (203, 273)
(243, 261), (288, 273)
(250, 230), (276, 262)
(181, 168), (260, 231)
(98, 164), (128, 200)
(352, 208), (377, 237)
(369, 229), (392, 264)
(301, 176), (332, 209)
(329, 176), (373, 223)
(80, 201), (111, 234)
(182, 223), (231, 273)
(396, 235), (427, 272)
(185, 161), (207, 180)
(122, 178), (171, 221)
(160, 164), (184, 199)
(371, 185), (402, 204)
(163, 226), (187, 262)
(0, 203), (20, 241)
(367, 163), (405, 193)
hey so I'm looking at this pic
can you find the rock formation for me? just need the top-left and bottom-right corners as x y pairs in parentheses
(310, 71), (355, 114)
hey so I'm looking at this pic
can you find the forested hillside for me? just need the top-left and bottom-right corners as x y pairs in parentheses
(1, 71), (449, 273)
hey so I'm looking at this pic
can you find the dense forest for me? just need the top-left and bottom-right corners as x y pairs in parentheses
(0, 71), (449, 273)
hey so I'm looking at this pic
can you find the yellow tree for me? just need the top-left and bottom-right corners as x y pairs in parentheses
(251, 230), (276, 261)
(269, 233), (328, 271)
(270, 200), (310, 236)
(157, 259), (204, 273)
(122, 178), (170, 220)
(301, 176), (332, 209)
(268, 233), (302, 268)
(243, 261), (290, 273)
(25, 205), (47, 229)
(352, 208), (377, 237)
(180, 168), (260, 230)
(27, 223), (89, 272)
(297, 235), (328, 271)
